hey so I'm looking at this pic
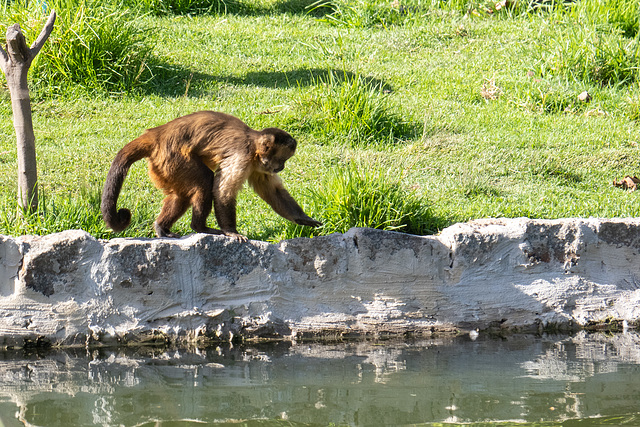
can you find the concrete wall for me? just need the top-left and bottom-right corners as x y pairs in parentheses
(1, 217), (639, 347)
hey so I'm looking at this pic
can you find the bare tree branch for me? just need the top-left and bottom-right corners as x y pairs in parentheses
(29, 10), (57, 61)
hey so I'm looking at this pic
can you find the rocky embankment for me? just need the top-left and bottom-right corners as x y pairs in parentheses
(0, 217), (639, 348)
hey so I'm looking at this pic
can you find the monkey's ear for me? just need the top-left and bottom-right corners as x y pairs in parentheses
(258, 133), (275, 153)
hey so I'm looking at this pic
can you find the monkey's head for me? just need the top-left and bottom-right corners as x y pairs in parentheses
(256, 128), (297, 174)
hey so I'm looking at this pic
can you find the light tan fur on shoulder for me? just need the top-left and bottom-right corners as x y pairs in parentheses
(101, 111), (321, 240)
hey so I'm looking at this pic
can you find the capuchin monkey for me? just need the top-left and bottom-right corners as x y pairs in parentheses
(101, 111), (322, 240)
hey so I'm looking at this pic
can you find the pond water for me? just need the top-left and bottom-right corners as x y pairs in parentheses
(0, 331), (639, 426)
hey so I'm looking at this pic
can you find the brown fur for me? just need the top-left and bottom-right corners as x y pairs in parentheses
(101, 111), (321, 239)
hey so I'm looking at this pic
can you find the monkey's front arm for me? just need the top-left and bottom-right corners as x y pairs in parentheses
(249, 172), (322, 228)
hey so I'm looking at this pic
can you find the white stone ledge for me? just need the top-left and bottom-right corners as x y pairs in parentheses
(1, 217), (639, 348)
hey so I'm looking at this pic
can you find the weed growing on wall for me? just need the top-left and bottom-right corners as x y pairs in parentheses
(278, 161), (443, 239)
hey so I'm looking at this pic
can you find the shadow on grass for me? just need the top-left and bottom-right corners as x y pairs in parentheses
(140, 61), (394, 97)
(157, 0), (332, 17)
(229, 68), (393, 92)
(271, 0), (332, 16)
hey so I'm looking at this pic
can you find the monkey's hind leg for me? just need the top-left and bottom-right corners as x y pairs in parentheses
(187, 163), (247, 240)
(154, 193), (190, 238)
(212, 163), (250, 241)
(190, 184), (247, 240)
(189, 187), (222, 235)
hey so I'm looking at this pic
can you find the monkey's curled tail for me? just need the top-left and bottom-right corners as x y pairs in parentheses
(101, 136), (152, 232)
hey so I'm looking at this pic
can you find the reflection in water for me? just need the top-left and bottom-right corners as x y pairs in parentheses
(0, 332), (639, 426)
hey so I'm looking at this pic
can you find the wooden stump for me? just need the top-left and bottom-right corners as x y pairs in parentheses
(0, 11), (56, 213)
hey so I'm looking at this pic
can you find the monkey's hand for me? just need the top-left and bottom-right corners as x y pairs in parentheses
(296, 216), (323, 228)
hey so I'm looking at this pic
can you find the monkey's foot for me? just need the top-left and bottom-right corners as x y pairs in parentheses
(191, 226), (248, 242)
(223, 231), (248, 242)
(154, 222), (181, 238)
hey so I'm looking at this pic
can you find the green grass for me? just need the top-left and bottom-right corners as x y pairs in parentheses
(278, 159), (445, 239)
(125, 0), (234, 15)
(533, 0), (640, 87)
(294, 69), (415, 147)
(1, 0), (154, 94)
(0, 0), (640, 241)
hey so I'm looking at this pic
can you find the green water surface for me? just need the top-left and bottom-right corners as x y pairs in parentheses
(0, 332), (639, 426)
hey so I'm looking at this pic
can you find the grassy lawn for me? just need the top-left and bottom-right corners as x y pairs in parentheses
(0, 0), (638, 241)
